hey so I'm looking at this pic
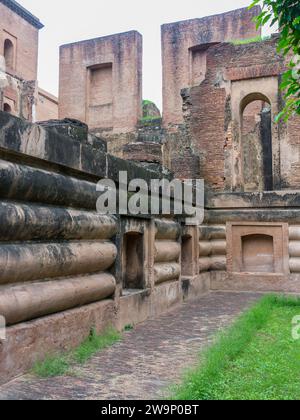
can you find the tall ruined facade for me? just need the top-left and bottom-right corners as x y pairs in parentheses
(0, 0), (58, 121)
(0, 4), (300, 384)
(0, 0), (42, 119)
(183, 34), (300, 292)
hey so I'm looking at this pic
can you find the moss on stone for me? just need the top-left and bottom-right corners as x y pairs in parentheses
(231, 35), (271, 45)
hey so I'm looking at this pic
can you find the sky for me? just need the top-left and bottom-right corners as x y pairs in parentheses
(20, 0), (275, 110)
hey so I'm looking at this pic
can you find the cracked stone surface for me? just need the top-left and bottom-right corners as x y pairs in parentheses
(0, 292), (262, 400)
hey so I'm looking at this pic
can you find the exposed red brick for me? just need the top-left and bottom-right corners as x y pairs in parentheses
(161, 6), (261, 127)
(123, 142), (162, 164)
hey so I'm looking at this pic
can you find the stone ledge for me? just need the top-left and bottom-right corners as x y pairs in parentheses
(0, 112), (168, 184)
(211, 271), (300, 294)
(0, 299), (116, 385)
(206, 191), (300, 209)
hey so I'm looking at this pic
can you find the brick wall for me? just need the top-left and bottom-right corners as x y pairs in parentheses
(0, 1), (40, 81)
(161, 6), (261, 127)
(36, 88), (58, 121)
(184, 35), (300, 191)
(188, 82), (227, 189)
(0, 72), (36, 120)
(59, 31), (143, 134)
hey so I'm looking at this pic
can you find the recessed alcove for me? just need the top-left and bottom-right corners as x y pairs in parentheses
(227, 222), (289, 275)
(3, 103), (12, 113)
(181, 234), (193, 277)
(4, 38), (15, 71)
(123, 232), (144, 290)
(242, 234), (274, 273)
(87, 63), (113, 129)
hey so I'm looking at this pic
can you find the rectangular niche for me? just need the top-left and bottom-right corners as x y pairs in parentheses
(123, 232), (144, 290)
(181, 234), (193, 277)
(242, 234), (274, 273)
(87, 63), (113, 129)
(190, 49), (207, 86)
(227, 222), (289, 275)
(189, 43), (219, 87)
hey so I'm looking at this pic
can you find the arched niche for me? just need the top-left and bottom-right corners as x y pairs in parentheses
(3, 103), (12, 113)
(4, 39), (14, 71)
(241, 93), (273, 191)
(242, 234), (274, 273)
(230, 77), (280, 191)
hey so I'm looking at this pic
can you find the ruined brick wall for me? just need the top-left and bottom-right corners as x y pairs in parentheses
(0, 1), (41, 81)
(184, 35), (300, 191)
(59, 31), (142, 135)
(185, 82), (227, 189)
(36, 88), (58, 121)
(0, 0), (43, 121)
(0, 72), (37, 120)
(161, 6), (261, 128)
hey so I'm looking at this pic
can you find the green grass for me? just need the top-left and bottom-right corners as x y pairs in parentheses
(73, 328), (121, 364)
(231, 35), (271, 45)
(33, 355), (70, 378)
(33, 328), (121, 378)
(172, 295), (300, 400)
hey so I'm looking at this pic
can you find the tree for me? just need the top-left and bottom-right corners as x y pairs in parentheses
(250, 0), (300, 121)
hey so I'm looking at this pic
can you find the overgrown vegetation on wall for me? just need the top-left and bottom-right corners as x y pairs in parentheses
(231, 35), (270, 45)
(140, 99), (161, 124)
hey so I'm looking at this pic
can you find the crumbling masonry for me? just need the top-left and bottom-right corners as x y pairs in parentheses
(0, 1), (300, 384)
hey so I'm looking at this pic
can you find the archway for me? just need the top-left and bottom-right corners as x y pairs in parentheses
(4, 39), (14, 70)
(241, 93), (273, 191)
(3, 103), (12, 113)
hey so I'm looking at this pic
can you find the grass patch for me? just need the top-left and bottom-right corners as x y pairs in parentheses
(33, 355), (70, 378)
(33, 328), (121, 378)
(231, 35), (271, 45)
(172, 295), (300, 400)
(73, 328), (121, 364)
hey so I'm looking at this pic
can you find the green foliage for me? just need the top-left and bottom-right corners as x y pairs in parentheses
(139, 116), (162, 126)
(33, 328), (121, 378)
(172, 295), (300, 400)
(124, 324), (134, 332)
(33, 355), (70, 378)
(143, 99), (155, 106)
(250, 0), (300, 121)
(73, 328), (121, 364)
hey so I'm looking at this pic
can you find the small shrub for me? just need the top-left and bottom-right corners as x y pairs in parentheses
(124, 324), (134, 332)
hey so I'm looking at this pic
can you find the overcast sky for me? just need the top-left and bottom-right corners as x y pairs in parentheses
(20, 0), (274, 110)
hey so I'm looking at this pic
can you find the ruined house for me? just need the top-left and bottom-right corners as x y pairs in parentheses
(0, 0), (58, 120)
(0, 3), (300, 384)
